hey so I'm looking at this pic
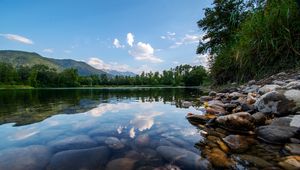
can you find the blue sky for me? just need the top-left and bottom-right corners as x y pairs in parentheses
(0, 0), (211, 73)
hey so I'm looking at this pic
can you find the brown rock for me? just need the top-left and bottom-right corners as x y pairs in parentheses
(222, 135), (256, 153)
(206, 148), (234, 168)
(216, 112), (255, 132)
(278, 156), (300, 170)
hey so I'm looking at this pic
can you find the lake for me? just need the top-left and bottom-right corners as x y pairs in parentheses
(0, 88), (209, 170)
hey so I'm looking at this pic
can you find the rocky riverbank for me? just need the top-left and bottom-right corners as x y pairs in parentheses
(187, 71), (300, 169)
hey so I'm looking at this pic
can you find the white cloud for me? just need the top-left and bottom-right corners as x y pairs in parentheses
(0, 33), (33, 44)
(88, 58), (112, 70)
(161, 32), (176, 41)
(167, 32), (176, 36)
(170, 34), (203, 49)
(113, 38), (124, 48)
(193, 54), (209, 68)
(129, 42), (163, 63)
(43, 48), (54, 53)
(182, 34), (201, 44)
(127, 33), (134, 47)
(88, 57), (131, 72)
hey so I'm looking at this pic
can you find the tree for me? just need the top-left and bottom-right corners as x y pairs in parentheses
(59, 68), (79, 87)
(197, 0), (248, 58)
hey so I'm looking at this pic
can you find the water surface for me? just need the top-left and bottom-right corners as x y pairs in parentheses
(0, 88), (205, 169)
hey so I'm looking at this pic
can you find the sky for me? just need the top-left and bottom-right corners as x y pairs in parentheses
(0, 0), (211, 73)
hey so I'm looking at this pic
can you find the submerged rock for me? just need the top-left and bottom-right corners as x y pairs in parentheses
(105, 158), (137, 170)
(156, 146), (211, 169)
(206, 148), (234, 168)
(48, 135), (97, 152)
(0, 145), (51, 170)
(236, 154), (273, 168)
(105, 137), (124, 149)
(48, 146), (110, 170)
(222, 135), (256, 153)
(186, 113), (214, 125)
(216, 112), (255, 132)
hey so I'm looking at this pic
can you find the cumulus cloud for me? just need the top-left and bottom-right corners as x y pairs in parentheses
(113, 38), (124, 48)
(170, 34), (203, 49)
(88, 57), (130, 72)
(129, 42), (163, 63)
(127, 33), (134, 47)
(0, 33), (33, 44)
(43, 48), (54, 53)
(193, 54), (209, 68)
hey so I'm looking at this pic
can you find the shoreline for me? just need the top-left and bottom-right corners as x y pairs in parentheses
(186, 71), (300, 169)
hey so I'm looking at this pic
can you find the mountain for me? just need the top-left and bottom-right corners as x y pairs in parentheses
(105, 70), (136, 77)
(0, 50), (135, 76)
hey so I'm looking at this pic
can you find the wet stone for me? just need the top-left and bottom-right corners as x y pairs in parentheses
(48, 135), (97, 152)
(256, 125), (299, 144)
(284, 143), (300, 155)
(47, 146), (110, 170)
(105, 137), (125, 149)
(105, 158), (137, 170)
(0, 145), (51, 170)
(222, 135), (256, 153)
(236, 154), (273, 168)
(156, 146), (211, 169)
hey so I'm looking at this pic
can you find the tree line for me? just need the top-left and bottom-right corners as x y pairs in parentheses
(197, 0), (300, 84)
(0, 62), (208, 87)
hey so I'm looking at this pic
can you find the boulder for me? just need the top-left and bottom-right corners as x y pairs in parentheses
(199, 96), (213, 102)
(48, 135), (97, 152)
(271, 115), (300, 128)
(254, 91), (295, 116)
(209, 91), (217, 97)
(252, 112), (267, 125)
(243, 85), (259, 93)
(278, 156), (300, 170)
(222, 135), (256, 153)
(248, 80), (256, 85)
(256, 125), (299, 144)
(258, 85), (281, 95)
(48, 146), (110, 170)
(284, 144), (300, 155)
(156, 146), (211, 169)
(0, 145), (51, 170)
(284, 81), (300, 90)
(216, 112), (255, 132)
(284, 90), (300, 113)
(273, 80), (287, 86)
(186, 113), (214, 125)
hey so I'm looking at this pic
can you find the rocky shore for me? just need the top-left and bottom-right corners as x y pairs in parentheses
(187, 71), (300, 169)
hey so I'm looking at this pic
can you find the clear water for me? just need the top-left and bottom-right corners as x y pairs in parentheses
(0, 88), (205, 170)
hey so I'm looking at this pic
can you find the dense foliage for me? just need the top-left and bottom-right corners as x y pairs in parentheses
(0, 62), (208, 87)
(197, 0), (300, 84)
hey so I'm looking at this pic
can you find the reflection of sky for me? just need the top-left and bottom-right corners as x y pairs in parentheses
(0, 100), (201, 150)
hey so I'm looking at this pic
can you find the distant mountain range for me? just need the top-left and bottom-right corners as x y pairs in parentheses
(0, 50), (136, 76)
